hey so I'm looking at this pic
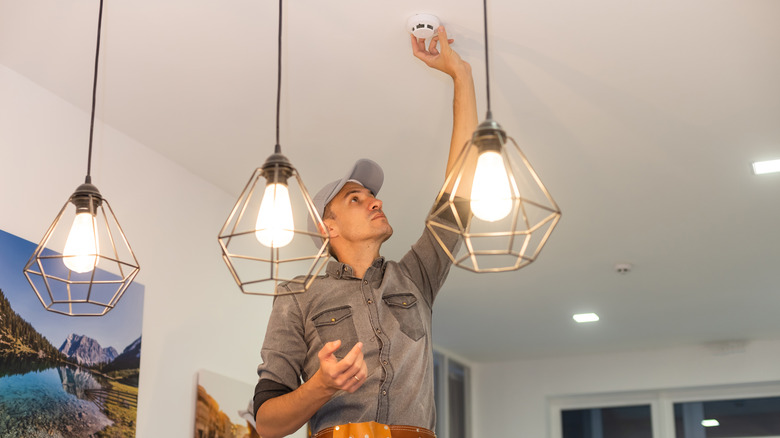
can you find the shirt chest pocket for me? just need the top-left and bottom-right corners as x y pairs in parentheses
(311, 306), (359, 358)
(383, 293), (425, 341)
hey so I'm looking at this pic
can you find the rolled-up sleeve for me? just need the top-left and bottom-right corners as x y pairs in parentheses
(254, 292), (306, 415)
(398, 194), (469, 307)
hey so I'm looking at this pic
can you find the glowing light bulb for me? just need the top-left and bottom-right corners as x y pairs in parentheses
(470, 150), (512, 221)
(255, 182), (294, 248)
(63, 212), (99, 273)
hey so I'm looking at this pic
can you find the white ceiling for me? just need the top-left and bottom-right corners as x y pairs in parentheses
(2, 0), (780, 363)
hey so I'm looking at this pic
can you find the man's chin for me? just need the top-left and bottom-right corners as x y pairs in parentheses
(381, 226), (394, 243)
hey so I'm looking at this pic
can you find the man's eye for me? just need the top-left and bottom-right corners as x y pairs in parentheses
(350, 197), (359, 202)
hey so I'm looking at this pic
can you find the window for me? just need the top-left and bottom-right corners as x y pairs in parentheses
(674, 396), (780, 437)
(434, 350), (471, 438)
(550, 382), (780, 438)
(562, 405), (653, 438)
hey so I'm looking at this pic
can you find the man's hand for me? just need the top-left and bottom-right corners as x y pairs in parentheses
(255, 340), (367, 438)
(317, 340), (367, 394)
(411, 26), (471, 80)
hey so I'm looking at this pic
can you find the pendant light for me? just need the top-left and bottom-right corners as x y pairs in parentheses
(218, 0), (329, 296)
(425, 1), (562, 273)
(23, 0), (140, 316)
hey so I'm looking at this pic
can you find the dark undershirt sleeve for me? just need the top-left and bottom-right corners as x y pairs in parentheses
(253, 378), (294, 419)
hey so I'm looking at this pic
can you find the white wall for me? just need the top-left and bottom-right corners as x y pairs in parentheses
(472, 338), (780, 437)
(1, 64), (276, 436)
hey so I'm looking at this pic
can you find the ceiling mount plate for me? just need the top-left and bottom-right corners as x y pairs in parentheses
(407, 14), (440, 39)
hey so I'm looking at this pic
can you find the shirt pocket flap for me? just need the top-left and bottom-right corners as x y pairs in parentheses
(382, 293), (418, 309)
(312, 306), (353, 327)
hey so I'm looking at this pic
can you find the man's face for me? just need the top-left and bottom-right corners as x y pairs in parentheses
(324, 182), (393, 247)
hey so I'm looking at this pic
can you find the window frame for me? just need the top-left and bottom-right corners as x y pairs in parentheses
(434, 349), (472, 438)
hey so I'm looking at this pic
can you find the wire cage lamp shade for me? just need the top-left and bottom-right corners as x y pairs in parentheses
(426, 118), (561, 273)
(425, 0), (561, 273)
(22, 0), (140, 316)
(218, 0), (329, 296)
(23, 183), (140, 316)
(218, 151), (330, 295)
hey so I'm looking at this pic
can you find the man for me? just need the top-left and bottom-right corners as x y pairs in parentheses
(253, 26), (478, 438)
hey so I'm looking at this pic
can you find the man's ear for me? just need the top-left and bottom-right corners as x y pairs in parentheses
(321, 218), (339, 239)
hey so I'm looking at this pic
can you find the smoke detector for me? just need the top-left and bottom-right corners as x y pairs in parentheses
(407, 14), (440, 39)
(614, 263), (633, 274)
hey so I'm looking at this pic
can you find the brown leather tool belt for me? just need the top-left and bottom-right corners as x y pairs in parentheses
(314, 421), (436, 438)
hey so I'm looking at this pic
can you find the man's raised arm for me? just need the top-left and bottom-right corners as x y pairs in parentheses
(411, 25), (479, 179)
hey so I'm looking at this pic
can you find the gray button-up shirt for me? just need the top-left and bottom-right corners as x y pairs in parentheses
(255, 215), (459, 434)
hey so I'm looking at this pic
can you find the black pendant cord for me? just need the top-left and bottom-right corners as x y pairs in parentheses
(482, 0), (493, 120)
(274, 0), (283, 155)
(85, 0), (104, 185)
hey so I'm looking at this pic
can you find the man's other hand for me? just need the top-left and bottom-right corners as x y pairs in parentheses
(317, 340), (368, 394)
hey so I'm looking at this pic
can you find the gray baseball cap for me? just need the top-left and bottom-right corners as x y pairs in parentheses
(307, 158), (384, 249)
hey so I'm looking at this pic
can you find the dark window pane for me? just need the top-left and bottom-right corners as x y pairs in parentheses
(448, 360), (467, 438)
(562, 405), (652, 438)
(434, 352), (442, 435)
(674, 396), (780, 437)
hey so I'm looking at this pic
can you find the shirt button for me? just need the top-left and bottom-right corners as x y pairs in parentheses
(382, 390), (387, 396)
(367, 299), (373, 304)
(363, 280), (368, 285)
(375, 328), (381, 334)
(382, 360), (388, 365)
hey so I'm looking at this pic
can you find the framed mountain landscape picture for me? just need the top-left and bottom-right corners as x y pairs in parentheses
(0, 229), (144, 437)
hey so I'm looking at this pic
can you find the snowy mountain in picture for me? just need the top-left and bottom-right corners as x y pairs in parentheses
(58, 333), (118, 366)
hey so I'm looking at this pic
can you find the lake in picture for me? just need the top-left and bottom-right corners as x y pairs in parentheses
(0, 363), (114, 437)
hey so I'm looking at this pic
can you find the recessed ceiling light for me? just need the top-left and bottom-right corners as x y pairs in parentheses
(752, 159), (780, 175)
(573, 313), (599, 323)
(701, 419), (720, 427)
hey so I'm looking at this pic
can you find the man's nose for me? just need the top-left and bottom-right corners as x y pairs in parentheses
(370, 198), (383, 210)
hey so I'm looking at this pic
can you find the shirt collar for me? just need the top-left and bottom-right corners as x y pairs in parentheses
(326, 256), (387, 280)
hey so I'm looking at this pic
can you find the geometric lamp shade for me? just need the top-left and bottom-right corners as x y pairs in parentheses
(23, 182), (140, 316)
(426, 118), (562, 273)
(217, 153), (330, 296)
